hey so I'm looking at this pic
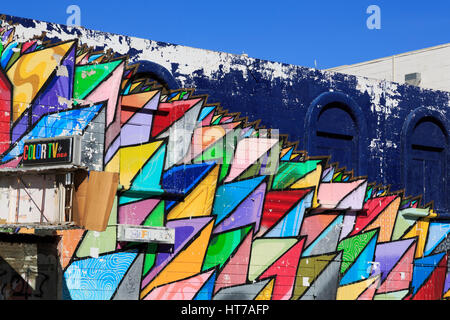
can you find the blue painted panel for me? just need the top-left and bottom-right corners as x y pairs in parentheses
(411, 252), (446, 295)
(63, 250), (138, 300)
(193, 271), (216, 300)
(1, 103), (104, 162)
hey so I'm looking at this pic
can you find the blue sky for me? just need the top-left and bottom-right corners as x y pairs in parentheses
(1, 0), (449, 69)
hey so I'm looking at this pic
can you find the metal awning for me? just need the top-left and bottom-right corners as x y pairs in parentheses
(0, 222), (82, 230)
(0, 164), (88, 176)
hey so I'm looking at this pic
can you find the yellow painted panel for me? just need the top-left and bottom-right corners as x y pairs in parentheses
(279, 147), (292, 159)
(167, 165), (219, 220)
(255, 278), (275, 300)
(140, 219), (214, 299)
(129, 82), (141, 92)
(18, 228), (35, 234)
(121, 79), (129, 90)
(337, 275), (379, 300)
(119, 140), (163, 189)
(75, 52), (88, 64)
(104, 150), (120, 173)
(403, 218), (430, 258)
(290, 164), (322, 208)
(444, 289), (450, 299)
(7, 41), (75, 122)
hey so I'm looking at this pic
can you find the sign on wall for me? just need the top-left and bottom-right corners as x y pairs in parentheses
(117, 225), (175, 244)
(22, 137), (75, 166)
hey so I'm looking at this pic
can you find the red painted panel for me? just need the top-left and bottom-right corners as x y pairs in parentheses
(412, 254), (448, 300)
(0, 68), (11, 155)
(151, 98), (202, 137)
(260, 189), (312, 232)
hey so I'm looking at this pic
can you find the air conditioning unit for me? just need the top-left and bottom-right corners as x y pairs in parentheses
(405, 72), (421, 86)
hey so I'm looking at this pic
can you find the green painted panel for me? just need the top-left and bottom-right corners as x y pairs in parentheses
(248, 238), (297, 282)
(391, 208), (425, 240)
(292, 252), (338, 300)
(337, 229), (377, 274)
(142, 243), (158, 277)
(73, 60), (122, 101)
(272, 160), (321, 190)
(142, 200), (165, 227)
(202, 225), (252, 271)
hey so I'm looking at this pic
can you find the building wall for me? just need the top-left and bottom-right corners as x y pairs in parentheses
(326, 43), (450, 92)
(1, 15), (449, 212)
(0, 14), (448, 300)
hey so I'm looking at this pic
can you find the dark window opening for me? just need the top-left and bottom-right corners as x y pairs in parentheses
(406, 117), (447, 211)
(316, 131), (354, 141)
(0, 233), (61, 300)
(310, 102), (358, 171)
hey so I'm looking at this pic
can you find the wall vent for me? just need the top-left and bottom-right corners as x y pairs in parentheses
(405, 72), (421, 86)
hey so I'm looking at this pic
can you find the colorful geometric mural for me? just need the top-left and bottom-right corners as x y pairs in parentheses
(0, 25), (449, 301)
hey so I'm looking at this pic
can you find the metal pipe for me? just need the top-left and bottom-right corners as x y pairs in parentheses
(117, 186), (185, 200)
(401, 207), (450, 221)
(18, 176), (49, 222)
(401, 207), (433, 219)
(15, 178), (20, 224)
(119, 188), (165, 197)
(40, 175), (46, 224)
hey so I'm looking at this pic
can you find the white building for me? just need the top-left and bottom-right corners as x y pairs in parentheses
(326, 43), (450, 92)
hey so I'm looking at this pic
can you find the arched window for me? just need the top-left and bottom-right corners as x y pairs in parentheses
(313, 102), (358, 171)
(305, 92), (367, 175)
(127, 60), (179, 94)
(405, 116), (448, 211)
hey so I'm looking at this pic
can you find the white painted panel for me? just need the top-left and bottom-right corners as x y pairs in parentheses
(327, 44), (450, 92)
(0, 174), (61, 224)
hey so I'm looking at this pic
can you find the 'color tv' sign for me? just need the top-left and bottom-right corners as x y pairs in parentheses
(23, 137), (73, 166)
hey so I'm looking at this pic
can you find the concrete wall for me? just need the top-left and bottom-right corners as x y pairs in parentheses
(326, 43), (450, 92)
(0, 14), (448, 301)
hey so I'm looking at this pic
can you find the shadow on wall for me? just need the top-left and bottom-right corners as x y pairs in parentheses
(0, 233), (62, 300)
